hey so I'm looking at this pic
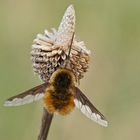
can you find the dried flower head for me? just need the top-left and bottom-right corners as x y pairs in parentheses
(31, 5), (90, 82)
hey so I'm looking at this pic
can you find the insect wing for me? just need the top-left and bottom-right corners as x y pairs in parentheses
(4, 83), (48, 106)
(74, 87), (108, 127)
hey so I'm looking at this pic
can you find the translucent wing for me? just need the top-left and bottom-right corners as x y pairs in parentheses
(74, 87), (108, 127)
(4, 83), (48, 106)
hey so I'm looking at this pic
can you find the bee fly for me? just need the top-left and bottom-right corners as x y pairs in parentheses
(4, 32), (108, 126)
(4, 5), (108, 140)
(43, 33), (76, 115)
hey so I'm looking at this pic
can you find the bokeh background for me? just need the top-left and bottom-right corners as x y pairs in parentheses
(0, 0), (140, 140)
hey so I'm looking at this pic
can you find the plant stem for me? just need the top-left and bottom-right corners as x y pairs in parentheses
(38, 107), (53, 140)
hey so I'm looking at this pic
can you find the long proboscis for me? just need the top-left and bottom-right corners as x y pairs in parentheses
(65, 32), (75, 68)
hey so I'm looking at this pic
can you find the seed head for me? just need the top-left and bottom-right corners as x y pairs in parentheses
(31, 5), (90, 82)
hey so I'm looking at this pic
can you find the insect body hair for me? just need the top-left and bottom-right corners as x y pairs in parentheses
(50, 68), (75, 92)
(44, 68), (75, 115)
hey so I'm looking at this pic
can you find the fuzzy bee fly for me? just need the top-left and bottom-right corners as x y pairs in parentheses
(4, 5), (108, 140)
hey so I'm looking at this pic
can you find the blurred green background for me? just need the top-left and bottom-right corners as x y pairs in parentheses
(0, 0), (140, 140)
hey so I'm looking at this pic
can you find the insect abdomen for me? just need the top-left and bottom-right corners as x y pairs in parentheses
(43, 68), (75, 115)
(44, 86), (75, 115)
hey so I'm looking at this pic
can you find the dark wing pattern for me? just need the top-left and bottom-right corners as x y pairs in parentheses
(74, 87), (108, 127)
(4, 83), (48, 106)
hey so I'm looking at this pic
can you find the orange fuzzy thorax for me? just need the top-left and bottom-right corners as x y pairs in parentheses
(43, 68), (75, 115)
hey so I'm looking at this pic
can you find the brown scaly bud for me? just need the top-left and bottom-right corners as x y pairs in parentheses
(31, 5), (90, 82)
